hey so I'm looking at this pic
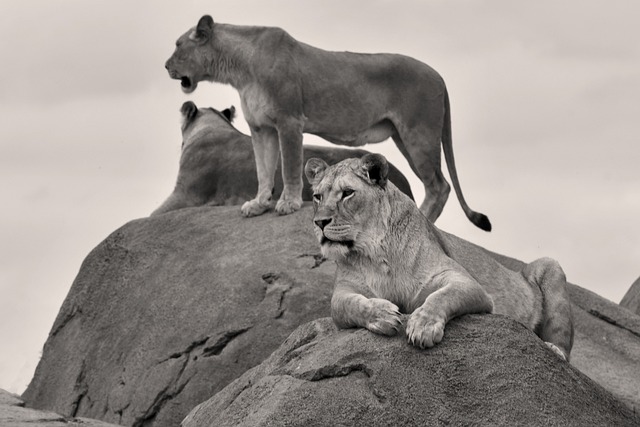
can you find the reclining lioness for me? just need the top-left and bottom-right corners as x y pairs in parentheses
(305, 154), (574, 360)
(151, 102), (413, 216)
(165, 15), (491, 231)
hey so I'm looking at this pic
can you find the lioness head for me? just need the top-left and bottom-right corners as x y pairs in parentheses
(179, 101), (236, 148)
(165, 15), (216, 94)
(305, 154), (393, 260)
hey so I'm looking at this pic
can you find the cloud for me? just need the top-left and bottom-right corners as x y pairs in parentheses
(0, 1), (184, 105)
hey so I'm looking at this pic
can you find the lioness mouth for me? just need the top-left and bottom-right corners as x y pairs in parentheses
(321, 236), (354, 248)
(180, 76), (193, 89)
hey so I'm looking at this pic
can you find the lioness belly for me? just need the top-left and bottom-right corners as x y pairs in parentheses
(309, 119), (397, 147)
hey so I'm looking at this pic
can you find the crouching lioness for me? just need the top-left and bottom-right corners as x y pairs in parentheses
(305, 154), (573, 360)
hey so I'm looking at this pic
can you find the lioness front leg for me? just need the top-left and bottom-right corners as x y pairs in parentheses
(407, 273), (493, 349)
(275, 122), (304, 215)
(241, 127), (279, 217)
(331, 287), (402, 336)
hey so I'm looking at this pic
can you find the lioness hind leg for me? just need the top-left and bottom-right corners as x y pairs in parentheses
(391, 131), (450, 223)
(522, 257), (574, 361)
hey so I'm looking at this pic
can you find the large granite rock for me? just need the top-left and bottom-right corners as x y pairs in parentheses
(621, 276), (640, 315)
(22, 206), (334, 427)
(183, 316), (639, 427)
(1, 389), (119, 427)
(23, 205), (640, 426)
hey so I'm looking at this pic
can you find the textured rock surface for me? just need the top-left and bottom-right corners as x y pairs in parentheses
(621, 276), (640, 315)
(1, 389), (120, 427)
(22, 206), (333, 427)
(23, 206), (640, 426)
(183, 316), (639, 427)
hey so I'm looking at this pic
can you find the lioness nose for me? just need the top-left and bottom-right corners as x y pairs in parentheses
(314, 218), (332, 230)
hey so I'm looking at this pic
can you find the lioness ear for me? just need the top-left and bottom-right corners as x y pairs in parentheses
(191, 15), (214, 43)
(305, 158), (328, 185)
(360, 153), (389, 187)
(222, 106), (236, 122)
(180, 101), (198, 121)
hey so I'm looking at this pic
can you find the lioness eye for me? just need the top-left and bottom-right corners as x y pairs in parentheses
(313, 194), (322, 203)
(342, 189), (355, 199)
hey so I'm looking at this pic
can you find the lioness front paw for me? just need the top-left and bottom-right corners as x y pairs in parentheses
(275, 197), (302, 216)
(365, 298), (402, 336)
(241, 199), (271, 217)
(406, 309), (445, 349)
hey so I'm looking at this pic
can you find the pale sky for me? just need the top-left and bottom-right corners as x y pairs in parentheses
(1, 0), (638, 395)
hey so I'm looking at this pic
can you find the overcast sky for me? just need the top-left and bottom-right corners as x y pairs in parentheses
(1, 0), (638, 394)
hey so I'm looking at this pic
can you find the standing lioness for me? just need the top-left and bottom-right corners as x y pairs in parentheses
(165, 15), (491, 231)
(305, 154), (573, 360)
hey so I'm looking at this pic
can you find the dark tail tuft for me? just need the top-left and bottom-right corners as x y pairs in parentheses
(470, 212), (492, 232)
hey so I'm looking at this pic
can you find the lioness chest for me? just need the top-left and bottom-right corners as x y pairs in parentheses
(348, 260), (430, 314)
(239, 84), (277, 128)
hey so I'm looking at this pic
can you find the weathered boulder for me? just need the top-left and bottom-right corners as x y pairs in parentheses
(1, 389), (120, 427)
(621, 276), (640, 315)
(22, 206), (334, 427)
(23, 205), (640, 426)
(183, 315), (640, 427)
